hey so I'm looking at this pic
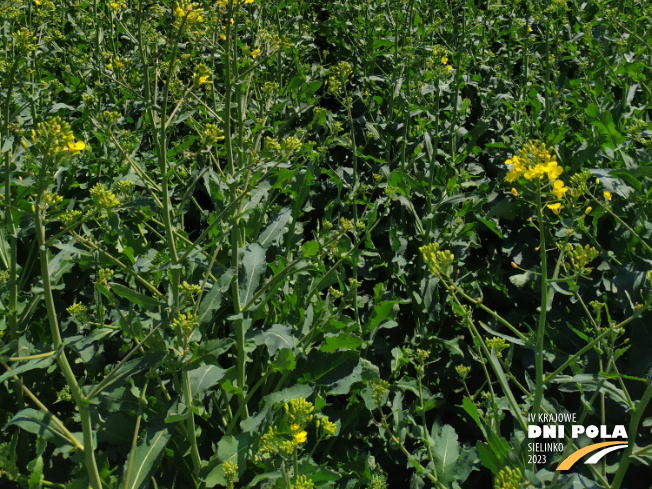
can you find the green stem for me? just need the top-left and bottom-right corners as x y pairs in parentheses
(34, 166), (102, 489)
(532, 184), (548, 416)
(610, 384), (652, 489)
(124, 380), (149, 489)
(417, 372), (437, 472)
(183, 370), (202, 472)
(544, 306), (645, 384)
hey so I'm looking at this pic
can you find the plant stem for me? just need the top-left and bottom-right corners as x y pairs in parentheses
(182, 370), (202, 472)
(532, 184), (548, 415)
(610, 383), (652, 489)
(34, 167), (103, 489)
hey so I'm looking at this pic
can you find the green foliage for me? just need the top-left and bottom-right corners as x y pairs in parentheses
(1, 0), (652, 487)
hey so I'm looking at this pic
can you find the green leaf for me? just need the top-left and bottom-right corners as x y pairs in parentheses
(327, 358), (378, 395)
(254, 324), (297, 355)
(6, 409), (81, 448)
(462, 397), (482, 430)
(110, 283), (160, 311)
(476, 441), (500, 474)
(258, 207), (292, 248)
(270, 349), (296, 372)
(121, 419), (173, 489)
(477, 216), (504, 239)
(367, 300), (400, 334)
(431, 424), (460, 485)
(28, 456), (44, 489)
(93, 351), (166, 394)
(239, 243), (266, 308)
(508, 271), (535, 287)
(241, 384), (313, 433)
(553, 374), (631, 409)
(198, 269), (235, 327)
(0, 354), (58, 384)
(301, 240), (319, 257)
(188, 364), (226, 399)
(201, 433), (252, 487)
(320, 333), (363, 353)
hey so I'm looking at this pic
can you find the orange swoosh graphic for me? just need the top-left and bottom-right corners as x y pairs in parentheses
(556, 441), (628, 470)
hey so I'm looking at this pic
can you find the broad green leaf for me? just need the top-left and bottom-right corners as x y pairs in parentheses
(509, 271), (535, 287)
(188, 364), (226, 399)
(201, 433), (252, 487)
(367, 300), (399, 333)
(431, 424), (460, 485)
(477, 216), (504, 239)
(254, 324), (297, 355)
(553, 374), (631, 409)
(270, 349), (296, 372)
(92, 351), (166, 394)
(242, 181), (271, 215)
(239, 243), (266, 308)
(198, 269), (235, 327)
(476, 441), (500, 474)
(257, 207), (291, 248)
(328, 358), (378, 395)
(28, 456), (44, 489)
(110, 283), (160, 311)
(0, 354), (57, 384)
(298, 350), (359, 387)
(320, 333), (363, 353)
(241, 384), (313, 433)
(462, 397), (482, 430)
(121, 419), (173, 489)
(7, 409), (81, 448)
(301, 240), (319, 257)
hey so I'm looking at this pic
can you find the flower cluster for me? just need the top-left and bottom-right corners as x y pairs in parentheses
(563, 243), (599, 275)
(256, 398), (320, 462)
(67, 301), (88, 323)
(173, 1), (204, 27)
(290, 475), (314, 489)
(370, 379), (390, 407)
(420, 242), (455, 277)
(193, 63), (212, 87)
(327, 61), (353, 99)
(30, 117), (86, 160)
(89, 183), (121, 209)
(486, 337), (509, 357)
(180, 281), (202, 299)
(222, 460), (238, 489)
(97, 268), (114, 286)
(494, 466), (524, 489)
(505, 141), (569, 214)
(285, 398), (314, 427)
(505, 141), (564, 185)
(316, 416), (337, 439)
(172, 312), (199, 344)
(455, 364), (471, 381)
(115, 180), (136, 197)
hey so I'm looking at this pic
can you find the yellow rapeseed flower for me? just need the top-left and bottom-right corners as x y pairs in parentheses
(65, 140), (86, 155)
(546, 203), (561, 215)
(603, 191), (612, 201)
(198, 76), (208, 85)
(441, 55), (448, 65)
(290, 423), (301, 432)
(292, 430), (308, 445)
(251, 49), (260, 59)
(551, 180), (568, 198)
